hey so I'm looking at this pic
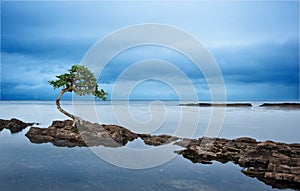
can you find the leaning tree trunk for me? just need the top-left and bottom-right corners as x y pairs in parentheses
(56, 86), (75, 120)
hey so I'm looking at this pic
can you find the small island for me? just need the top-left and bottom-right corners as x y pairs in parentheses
(259, 103), (300, 109)
(179, 103), (253, 107)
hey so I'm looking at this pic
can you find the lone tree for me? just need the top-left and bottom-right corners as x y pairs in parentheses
(49, 65), (107, 120)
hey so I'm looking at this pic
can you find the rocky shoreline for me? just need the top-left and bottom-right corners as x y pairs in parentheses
(1, 118), (300, 189)
(175, 137), (300, 190)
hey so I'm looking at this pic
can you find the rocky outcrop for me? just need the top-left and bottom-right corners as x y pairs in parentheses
(25, 119), (177, 148)
(26, 120), (139, 147)
(174, 137), (300, 190)
(0, 118), (35, 133)
(180, 103), (252, 107)
(259, 103), (300, 109)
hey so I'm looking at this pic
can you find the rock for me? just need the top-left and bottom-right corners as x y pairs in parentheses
(0, 122), (4, 132)
(139, 134), (179, 146)
(291, 167), (300, 174)
(234, 137), (257, 143)
(0, 118), (35, 133)
(26, 126), (86, 147)
(257, 141), (277, 149)
(101, 124), (139, 146)
(175, 137), (300, 190)
(226, 147), (240, 153)
(51, 120), (73, 128)
(26, 120), (139, 148)
(26, 119), (181, 148)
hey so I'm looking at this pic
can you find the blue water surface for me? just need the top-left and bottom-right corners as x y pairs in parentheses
(1, 101), (299, 191)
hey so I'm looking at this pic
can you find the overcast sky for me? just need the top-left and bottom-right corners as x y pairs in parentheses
(1, 1), (299, 101)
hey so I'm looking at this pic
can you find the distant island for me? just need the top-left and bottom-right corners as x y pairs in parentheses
(259, 103), (300, 109)
(179, 103), (252, 107)
(180, 102), (300, 109)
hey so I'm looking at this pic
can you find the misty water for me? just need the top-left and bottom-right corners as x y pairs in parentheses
(1, 101), (299, 191)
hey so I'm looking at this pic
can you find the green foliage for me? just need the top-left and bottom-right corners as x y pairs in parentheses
(49, 65), (107, 100)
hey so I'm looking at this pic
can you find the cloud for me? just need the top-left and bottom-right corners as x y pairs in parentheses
(225, 82), (299, 101)
(1, 1), (299, 100)
(1, 52), (77, 100)
(1, 39), (298, 100)
(2, 35), (94, 62)
(1, 53), (74, 83)
(214, 40), (299, 83)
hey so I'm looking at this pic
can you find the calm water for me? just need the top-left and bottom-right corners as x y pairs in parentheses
(1, 101), (299, 191)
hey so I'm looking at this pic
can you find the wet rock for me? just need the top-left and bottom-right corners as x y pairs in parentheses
(25, 119), (180, 148)
(139, 134), (179, 146)
(26, 120), (138, 148)
(175, 137), (300, 190)
(0, 118), (35, 133)
(0, 123), (4, 132)
(51, 120), (73, 128)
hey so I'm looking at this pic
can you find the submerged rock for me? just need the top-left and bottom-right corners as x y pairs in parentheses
(0, 118), (35, 133)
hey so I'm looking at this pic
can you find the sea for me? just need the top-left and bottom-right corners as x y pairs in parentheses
(0, 100), (299, 191)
